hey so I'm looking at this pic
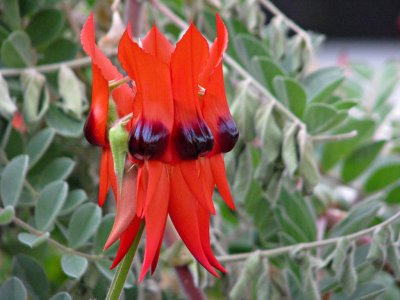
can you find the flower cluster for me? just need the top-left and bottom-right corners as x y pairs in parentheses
(81, 13), (238, 281)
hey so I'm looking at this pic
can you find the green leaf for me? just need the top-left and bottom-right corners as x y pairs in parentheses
(385, 184), (400, 204)
(1, 31), (34, 67)
(61, 255), (88, 279)
(39, 38), (78, 64)
(58, 65), (84, 119)
(18, 232), (49, 248)
(229, 252), (263, 300)
(331, 282), (385, 300)
(3, 0), (21, 30)
(0, 73), (17, 119)
(321, 118), (376, 171)
(339, 242), (358, 295)
(298, 136), (320, 194)
(387, 228), (400, 280)
(273, 76), (307, 118)
(67, 202), (101, 248)
(251, 56), (285, 94)
(12, 255), (49, 300)
(235, 34), (269, 67)
(45, 104), (84, 138)
(284, 268), (305, 299)
(329, 199), (380, 238)
(94, 214), (117, 255)
(282, 123), (298, 176)
(0, 205), (15, 225)
(231, 81), (258, 141)
(49, 292), (72, 300)
(26, 9), (65, 47)
(367, 227), (388, 266)
(35, 181), (68, 231)
(375, 62), (398, 110)
(341, 141), (385, 182)
(21, 70), (49, 124)
(0, 277), (27, 300)
(364, 163), (400, 193)
(303, 67), (344, 103)
(0, 155), (29, 207)
(350, 62), (374, 80)
(332, 238), (350, 275)
(256, 103), (282, 163)
(33, 157), (75, 189)
(232, 146), (253, 204)
(59, 189), (87, 216)
(304, 103), (344, 134)
(26, 128), (55, 169)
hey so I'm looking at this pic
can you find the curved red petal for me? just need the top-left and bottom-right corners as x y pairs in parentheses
(169, 166), (219, 277)
(199, 14), (228, 87)
(104, 167), (138, 249)
(171, 23), (214, 160)
(142, 24), (174, 64)
(84, 64), (109, 147)
(119, 29), (174, 162)
(141, 161), (164, 217)
(139, 162), (169, 282)
(135, 165), (147, 217)
(81, 13), (134, 117)
(202, 64), (238, 155)
(110, 217), (143, 269)
(151, 237), (163, 274)
(210, 154), (235, 210)
(198, 205), (226, 273)
(179, 160), (215, 214)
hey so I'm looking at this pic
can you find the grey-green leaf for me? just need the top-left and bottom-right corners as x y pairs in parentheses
(33, 157), (75, 190)
(0, 155), (29, 207)
(12, 255), (49, 300)
(251, 56), (285, 94)
(0, 205), (15, 225)
(67, 203), (101, 248)
(61, 255), (88, 279)
(0, 73), (17, 119)
(18, 232), (49, 248)
(341, 140), (385, 182)
(26, 128), (55, 169)
(282, 123), (298, 177)
(232, 147), (253, 204)
(1, 31), (34, 67)
(0, 277), (28, 300)
(364, 163), (400, 193)
(35, 181), (68, 231)
(45, 104), (84, 138)
(59, 189), (87, 216)
(94, 214), (117, 255)
(21, 69), (49, 124)
(49, 292), (72, 300)
(58, 65), (84, 119)
(304, 103), (341, 134)
(273, 76), (307, 118)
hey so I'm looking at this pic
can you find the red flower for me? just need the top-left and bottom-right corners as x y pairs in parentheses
(81, 14), (238, 282)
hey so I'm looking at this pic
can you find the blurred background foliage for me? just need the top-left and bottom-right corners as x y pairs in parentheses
(1, 0), (400, 299)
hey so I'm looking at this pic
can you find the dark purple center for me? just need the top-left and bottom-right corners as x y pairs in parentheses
(128, 119), (169, 160)
(174, 119), (214, 160)
(217, 117), (239, 153)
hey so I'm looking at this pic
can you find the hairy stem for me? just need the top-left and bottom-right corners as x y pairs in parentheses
(217, 210), (400, 263)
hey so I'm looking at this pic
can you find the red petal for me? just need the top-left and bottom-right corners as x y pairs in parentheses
(151, 237), (163, 274)
(139, 162), (169, 282)
(210, 154), (235, 210)
(98, 149), (111, 206)
(81, 13), (134, 117)
(141, 161), (164, 217)
(135, 166), (147, 217)
(198, 205), (226, 273)
(119, 29), (174, 162)
(142, 24), (174, 64)
(199, 14), (228, 87)
(202, 64), (238, 155)
(110, 217), (143, 269)
(169, 166), (219, 277)
(104, 167), (138, 249)
(84, 64), (109, 147)
(179, 160), (215, 214)
(171, 24), (214, 160)
(107, 148), (118, 202)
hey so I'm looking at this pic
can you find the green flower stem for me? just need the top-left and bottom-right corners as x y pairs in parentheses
(105, 221), (145, 300)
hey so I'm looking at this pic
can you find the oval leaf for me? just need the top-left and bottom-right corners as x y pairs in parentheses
(364, 163), (400, 193)
(61, 255), (88, 279)
(0, 205), (15, 225)
(67, 203), (101, 248)
(18, 232), (49, 248)
(0, 277), (27, 300)
(35, 181), (68, 231)
(26, 128), (55, 169)
(0, 155), (29, 207)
